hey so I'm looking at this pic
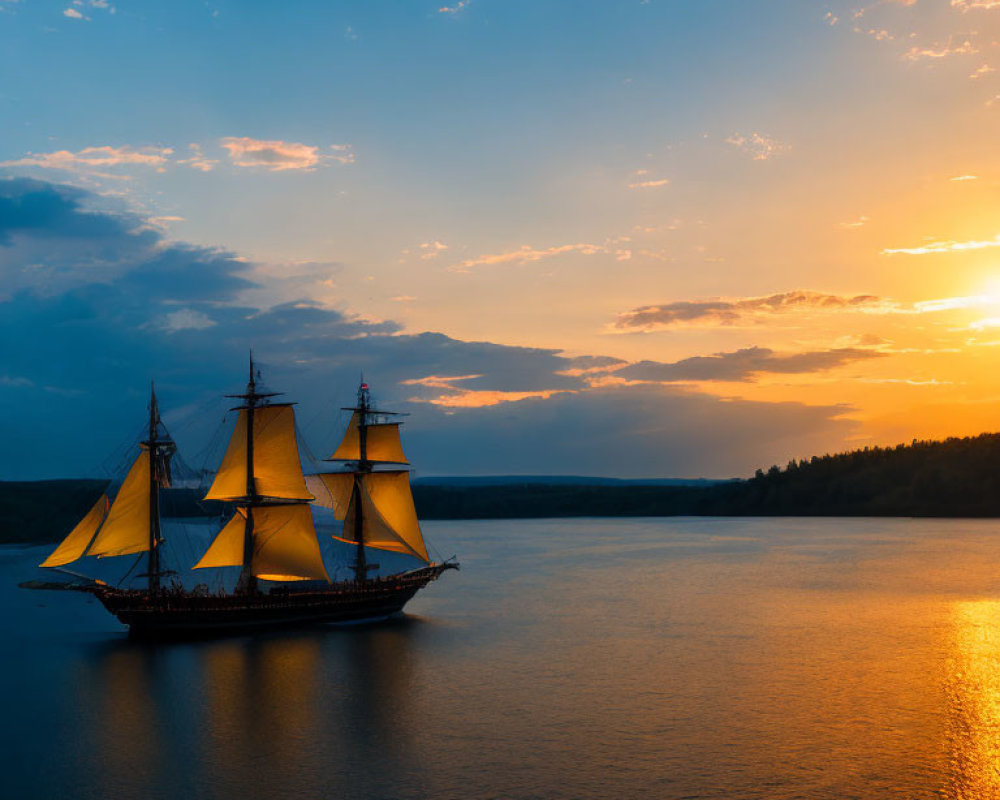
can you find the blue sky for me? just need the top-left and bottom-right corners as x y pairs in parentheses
(3, 0), (1000, 478)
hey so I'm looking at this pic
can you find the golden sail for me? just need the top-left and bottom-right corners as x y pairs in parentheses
(329, 472), (429, 562)
(87, 450), (152, 558)
(328, 412), (409, 464)
(39, 493), (110, 568)
(193, 506), (329, 582)
(205, 405), (314, 501)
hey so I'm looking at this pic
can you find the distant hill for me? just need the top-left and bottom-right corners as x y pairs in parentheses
(6, 433), (1000, 546)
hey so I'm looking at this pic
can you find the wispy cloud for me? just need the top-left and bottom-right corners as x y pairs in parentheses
(725, 132), (788, 161)
(220, 137), (354, 171)
(438, 0), (471, 12)
(153, 308), (217, 334)
(950, 174), (979, 181)
(880, 234), (1000, 255)
(419, 240), (449, 260)
(904, 36), (978, 60)
(177, 143), (217, 172)
(951, 0), (1000, 11)
(970, 64), (996, 79)
(614, 291), (889, 331)
(452, 240), (631, 272)
(628, 177), (670, 189)
(62, 1), (113, 20)
(0, 145), (173, 177)
(616, 347), (885, 383)
(615, 289), (1000, 332)
(401, 374), (566, 407)
(839, 216), (869, 229)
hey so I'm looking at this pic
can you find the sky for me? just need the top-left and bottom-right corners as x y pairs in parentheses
(2, 0), (1000, 480)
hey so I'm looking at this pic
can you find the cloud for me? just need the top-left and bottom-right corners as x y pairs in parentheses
(401, 374), (566, 408)
(452, 241), (631, 272)
(628, 178), (670, 189)
(725, 132), (788, 161)
(0, 177), (250, 299)
(177, 144), (217, 172)
(904, 37), (978, 60)
(951, 0), (1000, 10)
(0, 177), (863, 479)
(0, 145), (173, 177)
(614, 291), (889, 331)
(404, 386), (857, 479)
(63, 7), (85, 19)
(880, 234), (1000, 255)
(220, 137), (354, 171)
(154, 309), (217, 334)
(438, 0), (471, 12)
(839, 216), (869, 229)
(616, 347), (885, 383)
(418, 240), (449, 260)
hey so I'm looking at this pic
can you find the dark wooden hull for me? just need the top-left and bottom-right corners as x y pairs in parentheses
(92, 564), (456, 639)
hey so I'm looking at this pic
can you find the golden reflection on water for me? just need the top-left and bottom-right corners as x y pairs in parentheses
(201, 635), (325, 792)
(73, 646), (164, 795)
(947, 600), (1000, 799)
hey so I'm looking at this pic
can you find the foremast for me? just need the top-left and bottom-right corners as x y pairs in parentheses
(142, 384), (175, 596)
(39, 384), (176, 581)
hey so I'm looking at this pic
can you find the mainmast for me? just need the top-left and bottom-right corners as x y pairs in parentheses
(196, 360), (328, 586)
(231, 355), (279, 594)
(142, 383), (170, 597)
(350, 381), (372, 582)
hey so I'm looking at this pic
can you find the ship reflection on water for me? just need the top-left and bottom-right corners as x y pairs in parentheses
(70, 620), (433, 799)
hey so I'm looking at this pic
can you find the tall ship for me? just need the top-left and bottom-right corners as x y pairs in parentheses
(29, 365), (457, 637)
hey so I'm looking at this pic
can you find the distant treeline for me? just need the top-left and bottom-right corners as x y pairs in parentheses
(5, 433), (1000, 545)
(412, 434), (1000, 519)
(0, 482), (221, 546)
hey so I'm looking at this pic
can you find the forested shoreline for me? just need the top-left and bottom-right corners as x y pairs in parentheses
(4, 433), (1000, 545)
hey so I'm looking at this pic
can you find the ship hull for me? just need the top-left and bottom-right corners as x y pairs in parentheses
(93, 564), (455, 639)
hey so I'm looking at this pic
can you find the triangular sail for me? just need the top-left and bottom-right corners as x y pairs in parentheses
(204, 405), (314, 502)
(328, 414), (408, 464)
(87, 450), (152, 558)
(335, 475), (429, 563)
(39, 493), (110, 568)
(193, 506), (329, 582)
(306, 473), (354, 520)
(192, 509), (247, 570)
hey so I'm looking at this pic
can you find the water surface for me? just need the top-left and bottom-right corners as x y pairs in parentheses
(4, 517), (1000, 799)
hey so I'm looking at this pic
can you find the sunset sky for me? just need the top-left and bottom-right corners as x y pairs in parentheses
(3, 0), (1000, 479)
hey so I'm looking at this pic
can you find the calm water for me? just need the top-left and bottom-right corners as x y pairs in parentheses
(4, 517), (1000, 799)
